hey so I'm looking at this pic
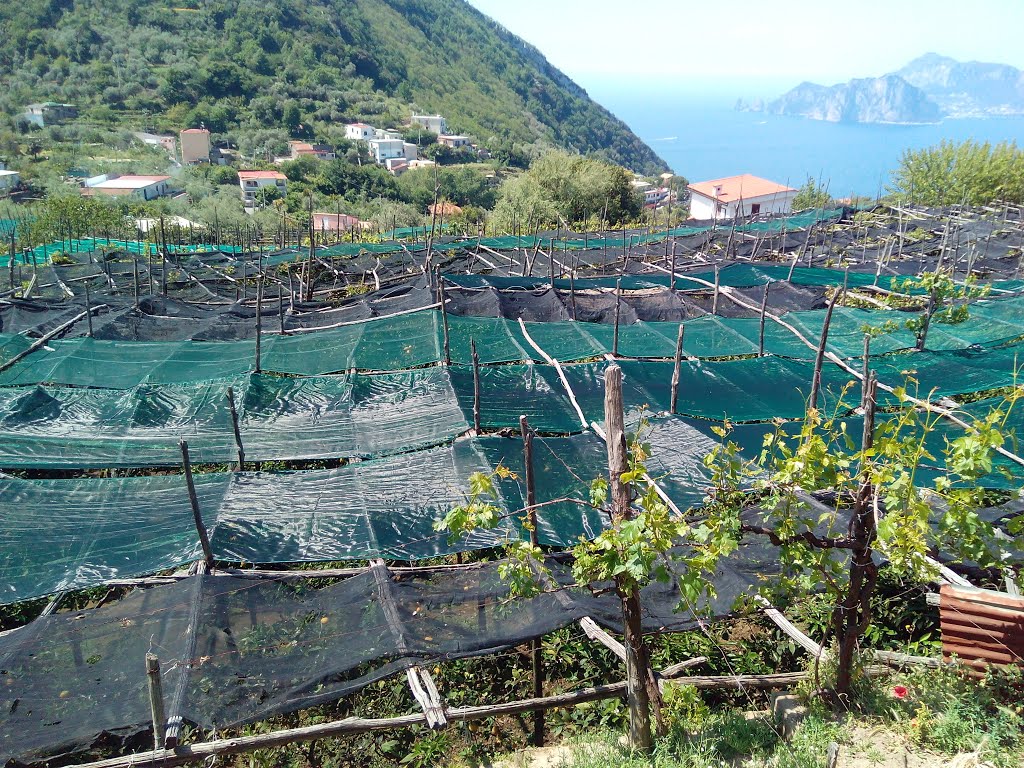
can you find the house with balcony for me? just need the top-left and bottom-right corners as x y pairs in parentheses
(411, 114), (447, 135)
(437, 134), (470, 149)
(238, 170), (287, 205)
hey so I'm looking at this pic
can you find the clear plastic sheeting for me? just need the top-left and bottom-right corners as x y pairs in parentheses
(0, 419), (732, 603)
(0, 369), (469, 468)
(0, 544), (779, 764)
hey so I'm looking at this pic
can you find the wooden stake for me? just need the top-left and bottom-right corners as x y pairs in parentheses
(604, 365), (653, 753)
(438, 271), (450, 366)
(84, 281), (93, 337)
(758, 283), (770, 356)
(254, 277), (263, 373)
(146, 654), (166, 751)
(278, 284), (285, 334)
(471, 339), (481, 433)
(669, 242), (676, 292)
(711, 264), (720, 314)
(808, 291), (840, 411)
(179, 439), (214, 568)
(612, 277), (622, 357)
(670, 324), (684, 414)
(226, 387), (245, 470)
(132, 255), (140, 308)
(519, 415), (544, 746)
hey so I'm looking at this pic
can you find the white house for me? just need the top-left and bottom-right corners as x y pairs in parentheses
(84, 175), (171, 201)
(238, 170), (287, 204)
(687, 174), (797, 220)
(0, 170), (20, 195)
(411, 114), (447, 135)
(345, 123), (377, 142)
(437, 134), (470, 149)
(368, 138), (406, 164)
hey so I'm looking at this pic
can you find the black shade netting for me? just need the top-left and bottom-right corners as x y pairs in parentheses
(0, 546), (781, 765)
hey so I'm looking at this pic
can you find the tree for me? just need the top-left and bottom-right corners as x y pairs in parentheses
(437, 366), (686, 751)
(492, 150), (642, 230)
(865, 268), (990, 351)
(888, 140), (1024, 206)
(792, 176), (834, 211)
(692, 370), (1020, 700)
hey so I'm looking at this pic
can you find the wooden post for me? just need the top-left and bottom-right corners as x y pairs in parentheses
(226, 387), (245, 470)
(519, 415), (544, 746)
(758, 283), (770, 356)
(146, 653), (167, 750)
(711, 264), (720, 314)
(808, 291), (840, 411)
(603, 365), (653, 753)
(612, 277), (622, 357)
(669, 242), (676, 292)
(132, 253), (140, 307)
(180, 439), (215, 569)
(568, 264), (577, 320)
(862, 333), (871, 387)
(438, 271), (450, 366)
(471, 339), (481, 434)
(670, 324), (684, 414)
(84, 280), (93, 337)
(278, 284), (285, 334)
(254, 277), (263, 373)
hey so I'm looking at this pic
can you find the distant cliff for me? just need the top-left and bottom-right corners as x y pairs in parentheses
(896, 53), (1024, 117)
(745, 54), (1024, 125)
(764, 75), (941, 124)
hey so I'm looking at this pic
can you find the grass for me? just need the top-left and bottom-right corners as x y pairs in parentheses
(501, 663), (1024, 768)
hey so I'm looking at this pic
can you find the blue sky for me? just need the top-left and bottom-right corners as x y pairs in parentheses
(468, 0), (1024, 89)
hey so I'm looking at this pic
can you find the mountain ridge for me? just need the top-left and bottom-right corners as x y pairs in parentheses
(0, 0), (668, 174)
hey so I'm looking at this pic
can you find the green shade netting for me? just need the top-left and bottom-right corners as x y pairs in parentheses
(448, 364), (582, 433)
(0, 369), (468, 468)
(0, 471), (231, 603)
(3, 296), (1024, 388)
(0, 413), (731, 602)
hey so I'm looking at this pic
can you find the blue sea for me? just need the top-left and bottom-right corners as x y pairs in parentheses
(587, 78), (1024, 197)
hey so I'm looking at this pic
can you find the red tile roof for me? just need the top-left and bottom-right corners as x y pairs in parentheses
(688, 174), (795, 201)
(238, 170), (286, 180)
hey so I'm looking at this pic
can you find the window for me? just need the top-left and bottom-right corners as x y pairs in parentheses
(751, 203), (761, 215)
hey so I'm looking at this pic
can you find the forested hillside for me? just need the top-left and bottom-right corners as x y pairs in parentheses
(0, 0), (667, 174)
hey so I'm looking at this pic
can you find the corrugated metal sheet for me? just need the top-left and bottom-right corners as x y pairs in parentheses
(940, 584), (1024, 676)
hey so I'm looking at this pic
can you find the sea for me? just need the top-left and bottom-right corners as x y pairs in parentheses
(587, 78), (1024, 198)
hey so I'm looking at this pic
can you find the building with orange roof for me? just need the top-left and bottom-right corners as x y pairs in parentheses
(83, 175), (172, 201)
(238, 170), (287, 205)
(687, 174), (796, 221)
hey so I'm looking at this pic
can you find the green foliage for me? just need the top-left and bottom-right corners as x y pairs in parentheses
(792, 176), (834, 211)
(862, 267), (990, 350)
(492, 150), (644, 229)
(0, 0), (668, 175)
(889, 139), (1024, 205)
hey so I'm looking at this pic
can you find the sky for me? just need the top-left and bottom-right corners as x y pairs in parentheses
(468, 0), (1024, 92)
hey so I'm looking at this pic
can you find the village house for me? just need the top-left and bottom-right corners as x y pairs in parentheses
(83, 174), (171, 201)
(238, 170), (287, 205)
(22, 102), (77, 128)
(411, 114), (447, 135)
(311, 212), (372, 234)
(687, 174), (797, 220)
(288, 141), (336, 161)
(180, 128), (212, 165)
(0, 169), (20, 196)
(344, 123), (377, 142)
(134, 132), (177, 159)
(437, 134), (470, 149)
(368, 138), (407, 164)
